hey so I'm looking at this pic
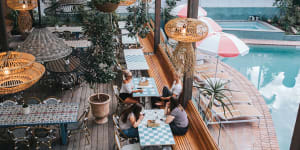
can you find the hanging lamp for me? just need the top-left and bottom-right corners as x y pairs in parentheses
(165, 18), (208, 74)
(7, 0), (37, 33)
(0, 51), (45, 95)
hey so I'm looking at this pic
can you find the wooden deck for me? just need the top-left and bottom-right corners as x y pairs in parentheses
(1, 81), (117, 150)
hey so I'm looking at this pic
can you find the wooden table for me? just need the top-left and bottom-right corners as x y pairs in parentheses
(46, 56), (80, 73)
(0, 103), (79, 145)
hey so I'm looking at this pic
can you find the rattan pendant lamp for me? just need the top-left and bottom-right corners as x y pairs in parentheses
(0, 51), (45, 95)
(165, 18), (208, 74)
(7, 0), (37, 33)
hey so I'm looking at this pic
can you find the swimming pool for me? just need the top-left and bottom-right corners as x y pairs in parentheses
(217, 21), (276, 31)
(222, 45), (300, 150)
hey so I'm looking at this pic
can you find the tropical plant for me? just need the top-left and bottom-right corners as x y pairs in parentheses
(163, 0), (179, 23)
(197, 77), (234, 122)
(126, 2), (150, 46)
(82, 11), (119, 84)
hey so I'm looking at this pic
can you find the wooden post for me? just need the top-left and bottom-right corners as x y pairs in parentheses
(181, 0), (199, 107)
(154, 0), (161, 53)
(37, 0), (42, 26)
(0, 0), (9, 51)
(291, 104), (300, 150)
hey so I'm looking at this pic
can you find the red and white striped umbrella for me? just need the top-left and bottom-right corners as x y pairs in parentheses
(170, 4), (207, 18)
(198, 17), (222, 33)
(196, 32), (249, 57)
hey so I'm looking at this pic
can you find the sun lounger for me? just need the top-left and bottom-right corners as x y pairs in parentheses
(199, 94), (262, 125)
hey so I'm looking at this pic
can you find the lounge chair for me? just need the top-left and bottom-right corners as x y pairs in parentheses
(199, 94), (262, 125)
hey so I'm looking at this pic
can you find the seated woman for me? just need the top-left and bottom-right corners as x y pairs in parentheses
(119, 70), (143, 104)
(119, 103), (144, 138)
(165, 97), (189, 135)
(153, 75), (182, 107)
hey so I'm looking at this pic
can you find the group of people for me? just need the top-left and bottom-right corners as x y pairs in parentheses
(118, 70), (189, 138)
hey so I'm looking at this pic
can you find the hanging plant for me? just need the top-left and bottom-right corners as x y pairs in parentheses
(92, 0), (120, 12)
(126, 2), (150, 47)
(82, 11), (120, 84)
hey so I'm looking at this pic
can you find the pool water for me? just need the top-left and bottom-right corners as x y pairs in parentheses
(217, 21), (273, 30)
(222, 45), (300, 150)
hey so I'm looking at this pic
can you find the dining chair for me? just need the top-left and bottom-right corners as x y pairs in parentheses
(114, 127), (141, 150)
(112, 114), (138, 144)
(67, 106), (91, 144)
(31, 127), (56, 150)
(43, 97), (61, 104)
(8, 126), (31, 150)
(1, 100), (18, 106)
(113, 85), (132, 115)
(24, 97), (41, 105)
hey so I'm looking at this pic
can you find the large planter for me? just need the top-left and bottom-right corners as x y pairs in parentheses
(89, 93), (111, 124)
(95, 2), (119, 12)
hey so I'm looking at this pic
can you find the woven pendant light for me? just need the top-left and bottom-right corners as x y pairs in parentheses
(0, 51), (45, 95)
(7, 0), (37, 33)
(165, 18), (208, 74)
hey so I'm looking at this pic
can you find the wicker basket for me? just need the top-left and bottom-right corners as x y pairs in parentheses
(95, 2), (119, 12)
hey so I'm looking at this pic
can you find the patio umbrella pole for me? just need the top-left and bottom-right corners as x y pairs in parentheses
(215, 56), (219, 78)
(37, 0), (42, 26)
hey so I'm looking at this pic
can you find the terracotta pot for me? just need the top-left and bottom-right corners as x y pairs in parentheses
(95, 2), (119, 12)
(89, 93), (111, 124)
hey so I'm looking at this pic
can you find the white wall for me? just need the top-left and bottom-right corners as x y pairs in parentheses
(200, 0), (276, 7)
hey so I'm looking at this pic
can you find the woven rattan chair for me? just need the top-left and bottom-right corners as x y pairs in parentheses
(8, 126), (31, 150)
(43, 97), (61, 104)
(31, 127), (56, 150)
(67, 107), (91, 144)
(1, 100), (18, 106)
(24, 97), (41, 104)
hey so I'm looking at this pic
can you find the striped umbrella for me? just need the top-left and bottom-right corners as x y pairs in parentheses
(198, 17), (222, 33)
(196, 32), (249, 57)
(170, 4), (207, 18)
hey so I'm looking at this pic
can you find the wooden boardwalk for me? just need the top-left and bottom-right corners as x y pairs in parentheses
(8, 81), (118, 150)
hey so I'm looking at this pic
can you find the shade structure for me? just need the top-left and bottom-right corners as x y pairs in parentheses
(0, 51), (45, 95)
(196, 32), (249, 57)
(17, 28), (72, 62)
(198, 17), (222, 33)
(170, 4), (207, 18)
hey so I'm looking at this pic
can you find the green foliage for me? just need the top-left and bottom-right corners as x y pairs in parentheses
(126, 2), (150, 42)
(82, 11), (119, 84)
(198, 77), (234, 121)
(92, 0), (120, 5)
(274, 0), (300, 32)
(163, 0), (178, 23)
(6, 10), (19, 35)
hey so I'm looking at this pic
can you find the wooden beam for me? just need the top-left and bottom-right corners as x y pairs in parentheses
(182, 0), (199, 107)
(0, 0), (9, 51)
(154, 0), (161, 53)
(291, 104), (300, 150)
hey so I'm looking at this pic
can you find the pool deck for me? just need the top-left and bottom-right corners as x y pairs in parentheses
(209, 59), (280, 150)
(243, 38), (300, 46)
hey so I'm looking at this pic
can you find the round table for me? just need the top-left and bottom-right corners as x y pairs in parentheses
(46, 56), (80, 73)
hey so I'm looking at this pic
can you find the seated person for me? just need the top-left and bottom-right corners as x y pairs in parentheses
(165, 97), (189, 135)
(119, 70), (143, 104)
(119, 103), (144, 138)
(153, 75), (182, 107)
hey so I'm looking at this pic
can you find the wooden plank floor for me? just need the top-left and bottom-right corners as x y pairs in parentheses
(14, 81), (118, 150)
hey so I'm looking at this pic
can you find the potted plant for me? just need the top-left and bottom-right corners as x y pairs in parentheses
(125, 2), (150, 48)
(22, 104), (30, 115)
(89, 93), (111, 124)
(92, 0), (120, 12)
(82, 11), (120, 124)
(197, 77), (234, 122)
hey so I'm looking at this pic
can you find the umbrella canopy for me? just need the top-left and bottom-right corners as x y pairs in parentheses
(17, 28), (72, 62)
(196, 32), (249, 57)
(198, 17), (222, 33)
(170, 4), (207, 18)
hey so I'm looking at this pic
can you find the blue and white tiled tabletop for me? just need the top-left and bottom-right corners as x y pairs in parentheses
(122, 35), (139, 44)
(0, 103), (79, 127)
(124, 49), (149, 70)
(138, 109), (175, 146)
(132, 78), (160, 97)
